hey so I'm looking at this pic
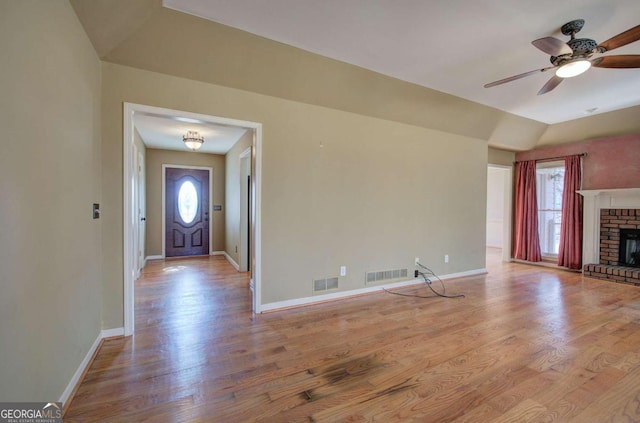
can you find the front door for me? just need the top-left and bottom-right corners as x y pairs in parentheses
(165, 167), (210, 257)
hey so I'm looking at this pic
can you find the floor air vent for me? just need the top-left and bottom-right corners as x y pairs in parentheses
(313, 277), (339, 293)
(366, 268), (408, 285)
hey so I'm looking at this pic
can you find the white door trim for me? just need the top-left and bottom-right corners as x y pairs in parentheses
(239, 147), (251, 272)
(123, 103), (263, 336)
(162, 164), (213, 258)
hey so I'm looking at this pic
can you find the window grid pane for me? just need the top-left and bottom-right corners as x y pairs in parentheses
(536, 164), (565, 257)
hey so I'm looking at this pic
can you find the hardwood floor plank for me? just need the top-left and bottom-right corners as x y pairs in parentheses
(64, 252), (640, 421)
(568, 364), (640, 422)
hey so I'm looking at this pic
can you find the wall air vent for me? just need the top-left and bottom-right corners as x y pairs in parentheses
(365, 268), (408, 285)
(313, 277), (339, 293)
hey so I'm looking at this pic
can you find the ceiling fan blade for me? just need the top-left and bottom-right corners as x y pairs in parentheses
(592, 55), (640, 68)
(537, 75), (563, 95)
(598, 25), (640, 52)
(484, 66), (556, 88)
(532, 37), (573, 56)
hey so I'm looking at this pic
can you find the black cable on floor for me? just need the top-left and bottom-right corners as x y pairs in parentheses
(383, 262), (465, 299)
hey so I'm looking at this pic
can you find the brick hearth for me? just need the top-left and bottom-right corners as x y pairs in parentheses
(584, 264), (640, 286)
(583, 208), (640, 286)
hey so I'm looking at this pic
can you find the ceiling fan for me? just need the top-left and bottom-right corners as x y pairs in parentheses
(484, 19), (640, 95)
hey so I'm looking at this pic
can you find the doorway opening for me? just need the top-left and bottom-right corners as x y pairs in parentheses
(123, 103), (263, 336)
(486, 165), (513, 264)
(133, 143), (146, 279)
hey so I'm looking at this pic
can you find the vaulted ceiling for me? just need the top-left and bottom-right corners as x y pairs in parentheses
(71, 0), (640, 151)
(164, 0), (640, 125)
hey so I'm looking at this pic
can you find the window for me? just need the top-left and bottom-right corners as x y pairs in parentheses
(536, 161), (564, 257)
(178, 180), (198, 224)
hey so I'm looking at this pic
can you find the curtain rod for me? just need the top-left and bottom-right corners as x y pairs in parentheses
(514, 152), (587, 164)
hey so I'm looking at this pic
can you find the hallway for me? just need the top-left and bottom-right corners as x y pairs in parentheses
(66, 256), (252, 421)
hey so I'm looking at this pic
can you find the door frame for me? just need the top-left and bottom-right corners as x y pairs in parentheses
(239, 147), (251, 272)
(162, 164), (213, 258)
(123, 103), (263, 336)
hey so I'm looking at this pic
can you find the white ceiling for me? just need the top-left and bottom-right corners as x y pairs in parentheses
(134, 113), (247, 154)
(163, 0), (640, 124)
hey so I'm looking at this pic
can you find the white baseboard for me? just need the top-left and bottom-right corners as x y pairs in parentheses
(101, 327), (125, 338)
(260, 268), (486, 312)
(145, 255), (163, 261)
(224, 252), (240, 271)
(442, 268), (487, 279)
(210, 251), (225, 256)
(60, 327), (125, 408)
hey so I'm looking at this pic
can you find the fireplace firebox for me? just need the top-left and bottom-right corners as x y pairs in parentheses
(620, 229), (640, 268)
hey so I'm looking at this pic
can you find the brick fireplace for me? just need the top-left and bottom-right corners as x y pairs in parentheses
(579, 189), (640, 286)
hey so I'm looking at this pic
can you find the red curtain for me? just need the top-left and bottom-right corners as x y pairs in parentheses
(558, 155), (583, 269)
(514, 160), (541, 262)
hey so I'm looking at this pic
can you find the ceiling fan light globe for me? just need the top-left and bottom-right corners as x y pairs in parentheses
(556, 60), (592, 78)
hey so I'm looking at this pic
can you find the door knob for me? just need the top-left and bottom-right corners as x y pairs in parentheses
(141, 217), (146, 221)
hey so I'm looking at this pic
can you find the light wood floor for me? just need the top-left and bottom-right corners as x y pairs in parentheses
(65, 250), (640, 422)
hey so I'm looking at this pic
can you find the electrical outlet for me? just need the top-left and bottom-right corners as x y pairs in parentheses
(444, 254), (449, 263)
(415, 257), (420, 266)
(340, 266), (346, 276)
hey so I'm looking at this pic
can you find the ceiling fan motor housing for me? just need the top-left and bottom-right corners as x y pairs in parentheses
(550, 38), (597, 66)
(568, 38), (598, 53)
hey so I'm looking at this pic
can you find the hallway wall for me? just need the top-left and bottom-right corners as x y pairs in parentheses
(225, 131), (253, 266)
(0, 1), (103, 402)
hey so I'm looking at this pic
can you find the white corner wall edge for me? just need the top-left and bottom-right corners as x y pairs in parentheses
(260, 268), (487, 312)
(59, 327), (125, 407)
(224, 252), (240, 271)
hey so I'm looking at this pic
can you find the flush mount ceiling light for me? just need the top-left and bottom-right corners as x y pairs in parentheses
(183, 130), (204, 151)
(556, 59), (591, 78)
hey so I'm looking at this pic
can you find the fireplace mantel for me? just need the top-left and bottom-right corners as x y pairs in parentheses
(578, 188), (640, 267)
(577, 188), (640, 198)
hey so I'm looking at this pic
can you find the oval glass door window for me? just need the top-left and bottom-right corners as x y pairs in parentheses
(178, 180), (198, 224)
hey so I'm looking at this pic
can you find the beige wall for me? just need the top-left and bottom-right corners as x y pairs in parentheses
(0, 1), (102, 401)
(539, 105), (640, 146)
(102, 62), (487, 319)
(225, 131), (253, 265)
(144, 148), (226, 257)
(488, 147), (515, 167)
